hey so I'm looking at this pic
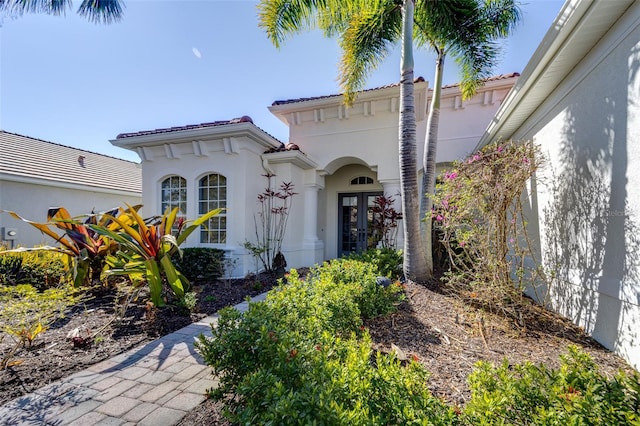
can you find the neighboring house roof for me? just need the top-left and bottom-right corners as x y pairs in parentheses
(271, 77), (426, 106)
(478, 0), (635, 147)
(0, 130), (142, 194)
(116, 116), (256, 139)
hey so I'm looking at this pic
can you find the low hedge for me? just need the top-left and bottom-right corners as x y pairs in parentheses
(173, 247), (225, 282)
(195, 251), (640, 425)
(0, 251), (69, 290)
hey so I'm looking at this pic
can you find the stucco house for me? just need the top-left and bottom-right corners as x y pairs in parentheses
(478, 0), (639, 368)
(111, 73), (518, 278)
(0, 131), (142, 248)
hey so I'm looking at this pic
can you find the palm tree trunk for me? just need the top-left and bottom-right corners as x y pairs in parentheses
(419, 50), (445, 279)
(399, 0), (429, 283)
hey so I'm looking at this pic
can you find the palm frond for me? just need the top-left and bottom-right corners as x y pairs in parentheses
(338, 0), (402, 105)
(0, 0), (71, 16)
(77, 0), (124, 24)
(258, 0), (324, 48)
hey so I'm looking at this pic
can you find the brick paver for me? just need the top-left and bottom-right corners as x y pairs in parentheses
(0, 292), (267, 426)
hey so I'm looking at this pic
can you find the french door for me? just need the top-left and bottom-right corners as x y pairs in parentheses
(338, 192), (383, 256)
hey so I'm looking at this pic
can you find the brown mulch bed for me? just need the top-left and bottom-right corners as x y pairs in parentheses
(0, 275), (279, 406)
(178, 276), (635, 425)
(1, 269), (634, 424)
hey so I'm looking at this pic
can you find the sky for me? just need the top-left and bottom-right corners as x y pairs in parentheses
(1, 0), (565, 163)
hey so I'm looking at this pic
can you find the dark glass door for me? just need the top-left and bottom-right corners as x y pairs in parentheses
(338, 192), (382, 256)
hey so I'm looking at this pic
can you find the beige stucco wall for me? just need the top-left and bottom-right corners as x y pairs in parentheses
(0, 179), (141, 248)
(515, 11), (640, 368)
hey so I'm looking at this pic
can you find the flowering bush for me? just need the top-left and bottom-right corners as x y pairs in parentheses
(431, 140), (546, 320)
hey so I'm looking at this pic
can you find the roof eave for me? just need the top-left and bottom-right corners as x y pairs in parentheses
(477, 0), (635, 149)
(268, 80), (430, 121)
(110, 122), (282, 151)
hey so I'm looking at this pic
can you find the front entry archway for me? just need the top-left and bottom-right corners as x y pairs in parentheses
(338, 192), (383, 256)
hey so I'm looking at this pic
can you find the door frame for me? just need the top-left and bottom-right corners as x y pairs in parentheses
(337, 191), (383, 257)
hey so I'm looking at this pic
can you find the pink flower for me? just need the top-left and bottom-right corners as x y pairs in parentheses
(497, 146), (504, 153)
(445, 171), (458, 180)
(436, 215), (444, 221)
(460, 241), (466, 247)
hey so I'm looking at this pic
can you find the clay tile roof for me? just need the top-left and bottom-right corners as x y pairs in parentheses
(271, 77), (426, 106)
(0, 130), (141, 194)
(116, 116), (254, 139)
(441, 72), (520, 89)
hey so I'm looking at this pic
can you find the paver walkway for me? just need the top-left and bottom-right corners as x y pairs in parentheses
(0, 293), (267, 426)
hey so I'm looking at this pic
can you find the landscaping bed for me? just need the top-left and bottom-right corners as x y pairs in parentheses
(178, 275), (636, 425)
(0, 275), (279, 405)
(1, 265), (635, 422)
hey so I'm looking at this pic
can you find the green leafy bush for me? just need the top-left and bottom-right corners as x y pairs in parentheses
(345, 247), (403, 279)
(0, 251), (69, 290)
(195, 262), (441, 425)
(463, 346), (640, 425)
(173, 247), (225, 282)
(315, 257), (404, 319)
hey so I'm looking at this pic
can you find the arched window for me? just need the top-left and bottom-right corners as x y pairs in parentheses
(350, 176), (374, 185)
(199, 174), (227, 244)
(161, 175), (187, 218)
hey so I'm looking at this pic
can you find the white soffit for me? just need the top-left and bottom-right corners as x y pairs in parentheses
(478, 0), (636, 147)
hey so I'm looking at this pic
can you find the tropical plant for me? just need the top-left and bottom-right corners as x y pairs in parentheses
(244, 173), (296, 274)
(259, 0), (521, 282)
(370, 194), (402, 249)
(0, 206), (137, 287)
(90, 204), (222, 307)
(417, 0), (521, 279)
(0, 0), (125, 24)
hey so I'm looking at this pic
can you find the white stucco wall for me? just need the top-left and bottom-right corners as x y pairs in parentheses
(436, 82), (516, 162)
(136, 135), (281, 277)
(514, 9), (640, 368)
(0, 179), (142, 248)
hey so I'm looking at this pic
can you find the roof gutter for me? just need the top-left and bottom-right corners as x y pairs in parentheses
(476, 0), (592, 149)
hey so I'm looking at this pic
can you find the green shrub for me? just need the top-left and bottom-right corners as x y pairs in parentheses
(345, 247), (403, 279)
(232, 332), (456, 425)
(314, 258), (404, 319)
(463, 346), (640, 425)
(195, 263), (438, 425)
(0, 251), (69, 290)
(173, 247), (225, 282)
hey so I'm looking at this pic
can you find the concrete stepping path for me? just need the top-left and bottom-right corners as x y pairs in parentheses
(0, 293), (267, 426)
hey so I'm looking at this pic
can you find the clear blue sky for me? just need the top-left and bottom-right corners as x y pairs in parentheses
(1, 0), (564, 162)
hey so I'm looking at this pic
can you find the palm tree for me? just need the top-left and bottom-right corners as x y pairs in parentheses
(0, 0), (124, 24)
(260, 0), (434, 282)
(259, 0), (520, 282)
